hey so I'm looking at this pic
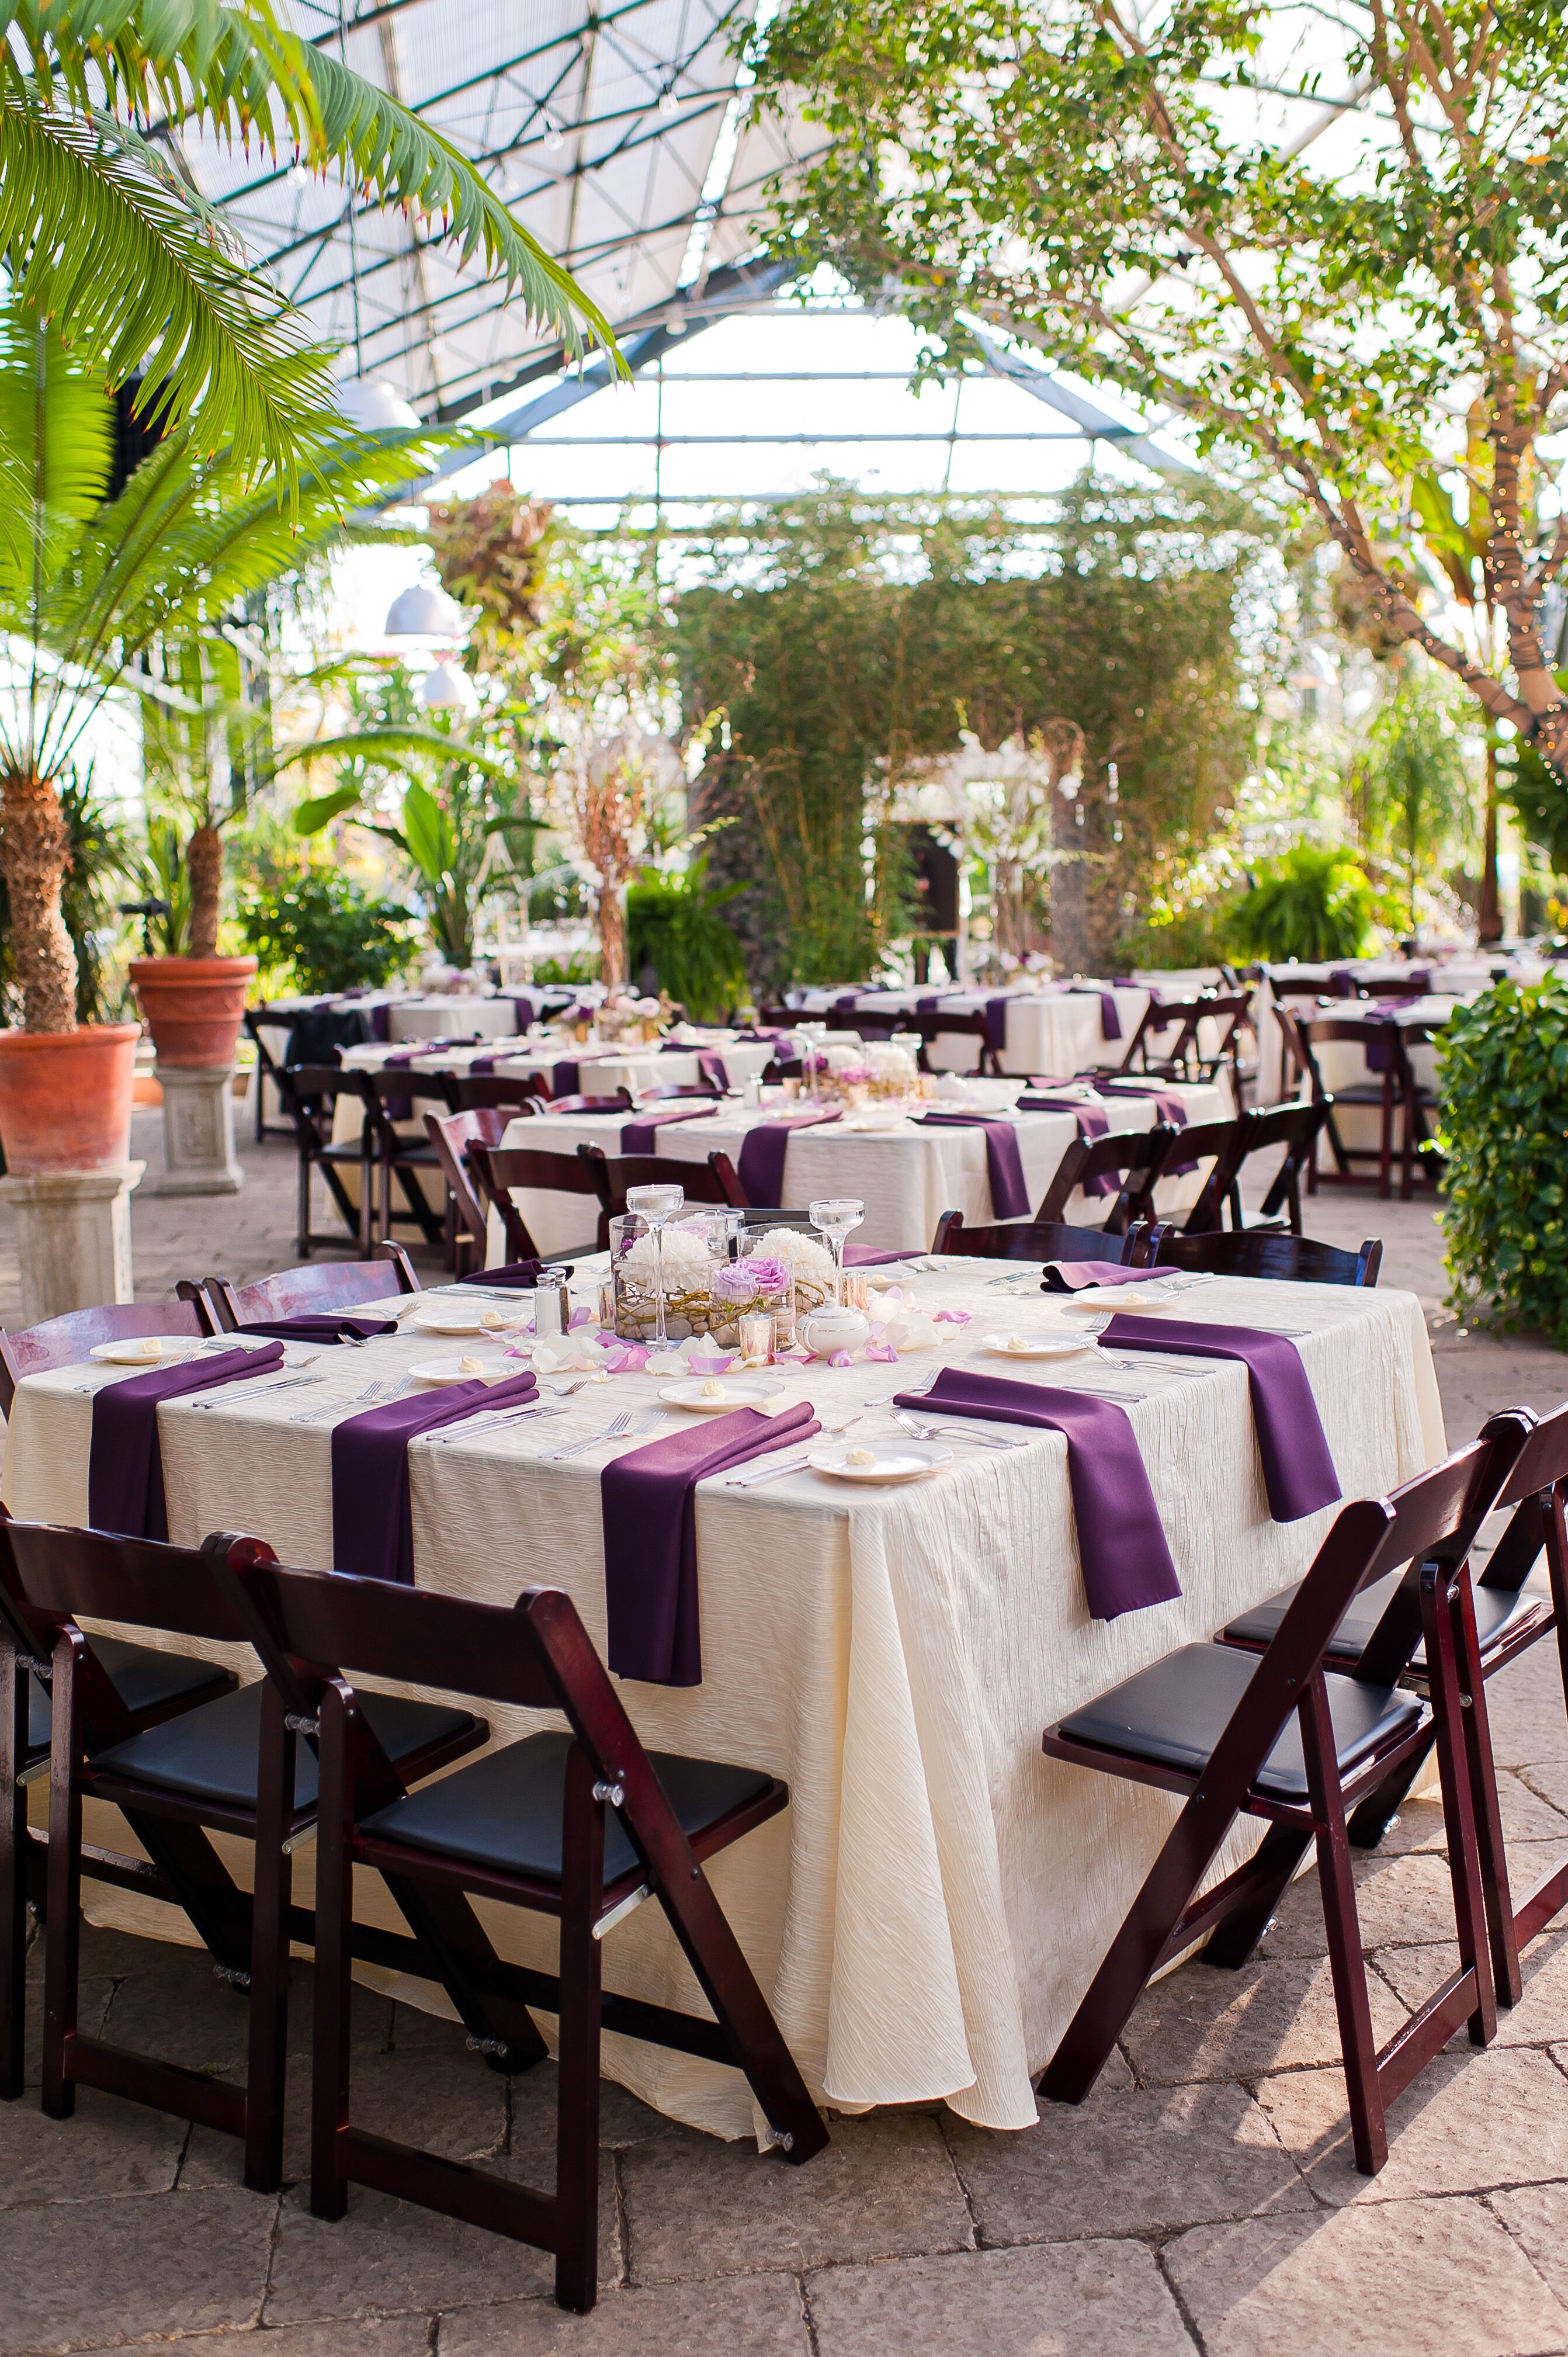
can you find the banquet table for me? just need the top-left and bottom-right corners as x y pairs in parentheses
(788, 985), (1150, 1079)
(493, 1076), (1230, 1257)
(2, 1259), (1445, 2138)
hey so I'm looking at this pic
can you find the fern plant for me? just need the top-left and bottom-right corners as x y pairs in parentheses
(627, 855), (747, 1019)
(1227, 843), (1376, 965)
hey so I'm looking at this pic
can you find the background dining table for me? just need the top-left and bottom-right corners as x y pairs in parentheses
(787, 983), (1151, 1078)
(490, 1075), (1231, 1256)
(1, 1258), (1445, 2140)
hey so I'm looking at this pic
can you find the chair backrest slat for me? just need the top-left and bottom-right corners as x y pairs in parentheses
(1038, 1123), (1172, 1231)
(0, 1301), (205, 1415)
(580, 1148), (729, 1220)
(544, 1091), (634, 1116)
(452, 1076), (548, 1114)
(5, 1520), (260, 1646)
(931, 1209), (1143, 1264)
(425, 1108), (504, 1249)
(1150, 1228), (1382, 1287)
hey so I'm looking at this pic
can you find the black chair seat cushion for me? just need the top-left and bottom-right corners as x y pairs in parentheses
(26, 1637), (232, 1754)
(1057, 1642), (1423, 1803)
(91, 1680), (481, 1810)
(360, 1730), (774, 1885)
(1223, 1573), (1546, 1668)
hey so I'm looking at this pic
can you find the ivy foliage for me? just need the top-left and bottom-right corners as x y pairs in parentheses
(1437, 979), (1568, 1343)
(673, 481), (1263, 987)
(234, 869), (415, 996)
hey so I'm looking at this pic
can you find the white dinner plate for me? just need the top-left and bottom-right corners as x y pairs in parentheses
(1061, 1287), (1181, 1315)
(408, 1357), (505, 1387)
(807, 1440), (953, 1483)
(658, 1378), (781, 1412)
(977, 1331), (1099, 1360)
(89, 1337), (196, 1364)
(413, 1312), (518, 1337)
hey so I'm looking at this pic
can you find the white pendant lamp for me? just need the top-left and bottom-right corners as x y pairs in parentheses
(419, 660), (478, 712)
(337, 375), (422, 431)
(385, 582), (468, 637)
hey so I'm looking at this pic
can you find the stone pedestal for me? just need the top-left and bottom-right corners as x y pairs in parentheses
(152, 1062), (243, 1195)
(0, 1163), (144, 1324)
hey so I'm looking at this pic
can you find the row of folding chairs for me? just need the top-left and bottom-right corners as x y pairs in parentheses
(8, 1362), (1566, 2209)
(1274, 1003), (1441, 1202)
(0, 1516), (826, 2311)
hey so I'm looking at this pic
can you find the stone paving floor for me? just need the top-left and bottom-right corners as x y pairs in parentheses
(3, 1117), (1568, 2352)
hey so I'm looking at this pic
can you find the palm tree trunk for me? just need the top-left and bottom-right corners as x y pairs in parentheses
(186, 823), (224, 959)
(0, 769), (78, 1031)
(1479, 733), (1503, 944)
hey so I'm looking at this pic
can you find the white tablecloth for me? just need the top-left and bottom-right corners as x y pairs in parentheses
(788, 986), (1150, 1078)
(1, 1263), (1445, 2138)
(492, 1079), (1230, 1258)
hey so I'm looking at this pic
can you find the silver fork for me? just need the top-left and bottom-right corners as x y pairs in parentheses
(891, 1407), (1028, 1451)
(865, 1365), (940, 1408)
(424, 1403), (566, 1444)
(192, 1374), (322, 1409)
(290, 1379), (399, 1424)
(725, 1451), (811, 1487)
(546, 1410), (635, 1461)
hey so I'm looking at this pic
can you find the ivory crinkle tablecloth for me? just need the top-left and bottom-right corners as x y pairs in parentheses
(3, 1260), (1445, 2140)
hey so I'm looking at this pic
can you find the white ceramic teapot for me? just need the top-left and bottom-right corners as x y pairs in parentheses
(798, 1302), (871, 1360)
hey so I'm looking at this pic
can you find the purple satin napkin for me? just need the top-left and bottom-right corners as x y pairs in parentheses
(736, 1110), (842, 1205)
(381, 1038), (476, 1119)
(239, 1314), (397, 1344)
(553, 1060), (580, 1096)
(330, 1367), (540, 1584)
(620, 1103), (721, 1154)
(601, 1401), (820, 1684)
(505, 993), (536, 1028)
(1361, 1017), (1406, 1075)
(88, 1343), (286, 1540)
(457, 1258), (551, 1288)
(1062, 986), (1122, 1041)
(915, 1112), (1031, 1219)
(1018, 1096), (1116, 1198)
(896, 1368), (1180, 1620)
(696, 1051), (729, 1091)
(1040, 1262), (1181, 1293)
(370, 1003), (392, 1042)
(983, 996), (1011, 1052)
(844, 1243), (922, 1266)
(1101, 1315), (1341, 1522)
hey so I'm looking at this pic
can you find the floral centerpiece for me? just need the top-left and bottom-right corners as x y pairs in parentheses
(804, 1040), (920, 1104)
(598, 990), (665, 1045)
(611, 1214), (721, 1342)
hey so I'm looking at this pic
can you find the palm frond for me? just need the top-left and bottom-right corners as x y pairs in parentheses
(275, 725), (510, 781)
(0, 301), (114, 598)
(0, 95), (339, 479)
(4, 1), (620, 362)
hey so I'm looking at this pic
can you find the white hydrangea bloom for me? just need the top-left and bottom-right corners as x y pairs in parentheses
(863, 1042), (917, 1076)
(623, 1226), (713, 1287)
(756, 1226), (836, 1281)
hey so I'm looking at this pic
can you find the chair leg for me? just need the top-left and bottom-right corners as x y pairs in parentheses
(0, 1648), (29, 2100)
(1347, 1729), (1435, 1849)
(244, 1695), (293, 2193)
(1298, 1679), (1386, 2172)
(297, 1148), (313, 1262)
(1420, 1568), (1498, 2047)
(311, 1703), (356, 2223)
(41, 1651), (83, 2122)
(554, 1746), (604, 2314)
(1202, 1826), (1312, 1969)
(1449, 1576), (1522, 2006)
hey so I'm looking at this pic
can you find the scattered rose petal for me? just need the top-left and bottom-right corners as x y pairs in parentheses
(686, 1353), (737, 1375)
(829, 1349), (855, 1368)
(865, 1341), (900, 1363)
(935, 1309), (972, 1325)
(568, 1306), (594, 1329)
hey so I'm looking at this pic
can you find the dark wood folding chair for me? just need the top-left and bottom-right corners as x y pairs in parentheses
(0, 1301), (211, 1417)
(0, 1513), (237, 2101)
(578, 1147), (730, 1226)
(1036, 1124), (1175, 1234)
(358, 1072), (452, 1253)
(198, 1242), (418, 1333)
(276, 1064), (377, 1257)
(468, 1145), (608, 1258)
(1144, 1117), (1241, 1228)
(544, 1091), (635, 1117)
(1116, 996), (1207, 1080)
(242, 1007), (293, 1146)
(918, 1007), (1004, 1077)
(1040, 1422), (1531, 2174)
(1146, 1228), (1382, 1287)
(705, 1151), (793, 1220)
(4, 1520), (488, 2188)
(450, 1075), (549, 1115)
(221, 1550), (828, 2309)
(425, 1110), (508, 1275)
(1184, 1098), (1330, 1236)
(1222, 1402), (1568, 2012)
(931, 1209), (1151, 1266)
(639, 1082), (724, 1102)
(1293, 1015), (1406, 1199)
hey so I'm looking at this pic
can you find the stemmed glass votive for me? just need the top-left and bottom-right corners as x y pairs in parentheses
(796, 1021), (828, 1104)
(808, 1198), (865, 1305)
(625, 1181), (685, 1347)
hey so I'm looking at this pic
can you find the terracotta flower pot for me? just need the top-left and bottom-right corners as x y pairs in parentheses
(129, 956), (258, 1070)
(0, 1023), (139, 1174)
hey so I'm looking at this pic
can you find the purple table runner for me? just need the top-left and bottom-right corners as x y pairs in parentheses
(1018, 1096), (1116, 1197)
(601, 1401), (820, 1684)
(620, 1103), (721, 1155)
(736, 1110), (842, 1207)
(330, 1368), (541, 1584)
(1094, 1080), (1196, 1174)
(458, 1258), (551, 1288)
(844, 1244), (922, 1266)
(894, 1368), (1180, 1620)
(1101, 1314), (1340, 1522)
(915, 1112), (1031, 1220)
(88, 1343), (286, 1540)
